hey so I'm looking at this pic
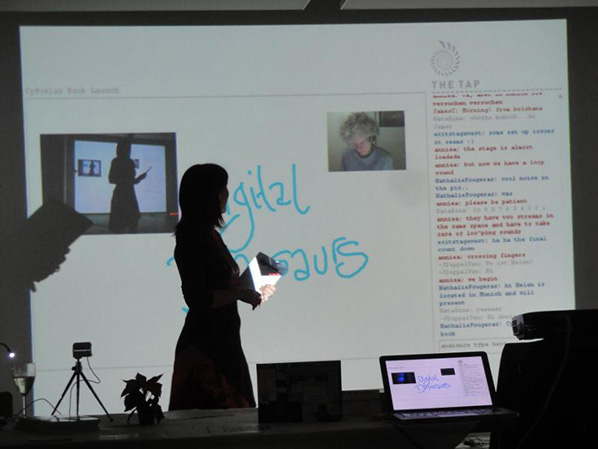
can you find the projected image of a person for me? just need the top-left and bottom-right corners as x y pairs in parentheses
(341, 112), (394, 171)
(108, 141), (147, 233)
(169, 164), (275, 410)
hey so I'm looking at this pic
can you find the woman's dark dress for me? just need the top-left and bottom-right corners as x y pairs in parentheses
(169, 228), (255, 409)
(108, 157), (141, 233)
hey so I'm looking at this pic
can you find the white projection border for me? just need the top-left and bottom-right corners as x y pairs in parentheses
(20, 19), (572, 414)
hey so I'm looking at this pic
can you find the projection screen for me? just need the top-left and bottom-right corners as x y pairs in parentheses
(2, 12), (583, 414)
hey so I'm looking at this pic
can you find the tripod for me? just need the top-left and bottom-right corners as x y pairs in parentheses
(51, 358), (113, 421)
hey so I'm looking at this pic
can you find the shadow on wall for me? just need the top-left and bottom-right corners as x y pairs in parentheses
(0, 198), (91, 293)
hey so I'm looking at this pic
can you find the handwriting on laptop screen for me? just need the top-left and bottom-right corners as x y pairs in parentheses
(385, 356), (493, 411)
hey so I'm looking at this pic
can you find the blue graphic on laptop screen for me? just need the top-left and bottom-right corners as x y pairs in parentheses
(392, 372), (416, 384)
(392, 368), (456, 385)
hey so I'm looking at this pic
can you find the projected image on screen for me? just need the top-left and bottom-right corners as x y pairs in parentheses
(16, 18), (575, 415)
(327, 110), (406, 172)
(40, 133), (178, 234)
(78, 159), (101, 177)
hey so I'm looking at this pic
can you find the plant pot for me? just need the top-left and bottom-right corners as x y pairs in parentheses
(137, 410), (156, 425)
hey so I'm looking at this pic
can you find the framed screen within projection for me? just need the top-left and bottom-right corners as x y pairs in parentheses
(40, 133), (178, 234)
(9, 14), (577, 415)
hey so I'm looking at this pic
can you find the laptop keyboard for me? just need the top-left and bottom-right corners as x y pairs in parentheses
(402, 408), (492, 418)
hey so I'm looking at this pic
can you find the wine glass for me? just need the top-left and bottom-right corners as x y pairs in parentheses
(12, 362), (35, 418)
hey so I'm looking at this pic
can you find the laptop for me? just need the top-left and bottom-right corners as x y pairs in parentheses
(257, 360), (342, 423)
(379, 352), (517, 424)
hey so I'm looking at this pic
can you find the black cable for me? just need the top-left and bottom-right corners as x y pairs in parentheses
(14, 398), (61, 418)
(62, 357), (104, 417)
(85, 356), (101, 384)
(68, 377), (76, 417)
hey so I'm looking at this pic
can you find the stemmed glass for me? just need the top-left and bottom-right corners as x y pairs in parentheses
(12, 362), (35, 418)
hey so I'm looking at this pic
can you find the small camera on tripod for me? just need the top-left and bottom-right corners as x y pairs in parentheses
(72, 342), (92, 359)
(52, 341), (111, 421)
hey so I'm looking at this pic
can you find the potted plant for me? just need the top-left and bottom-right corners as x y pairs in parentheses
(121, 373), (164, 425)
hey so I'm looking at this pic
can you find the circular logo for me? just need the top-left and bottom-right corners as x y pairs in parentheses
(431, 41), (460, 77)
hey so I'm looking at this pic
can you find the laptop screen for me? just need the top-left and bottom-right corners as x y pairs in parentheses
(380, 353), (494, 412)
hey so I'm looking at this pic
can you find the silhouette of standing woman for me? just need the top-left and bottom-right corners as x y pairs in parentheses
(169, 164), (275, 410)
(108, 141), (147, 233)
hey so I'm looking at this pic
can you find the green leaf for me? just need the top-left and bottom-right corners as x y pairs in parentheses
(147, 381), (162, 398)
(121, 380), (139, 397)
(148, 374), (163, 383)
(135, 373), (147, 385)
(122, 373), (163, 414)
(124, 394), (139, 412)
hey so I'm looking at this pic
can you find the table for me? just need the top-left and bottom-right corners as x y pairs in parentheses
(0, 409), (485, 449)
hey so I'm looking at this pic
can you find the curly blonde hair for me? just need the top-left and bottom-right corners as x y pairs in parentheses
(340, 112), (379, 143)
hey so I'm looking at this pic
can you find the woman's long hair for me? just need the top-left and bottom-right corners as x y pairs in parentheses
(175, 164), (228, 235)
